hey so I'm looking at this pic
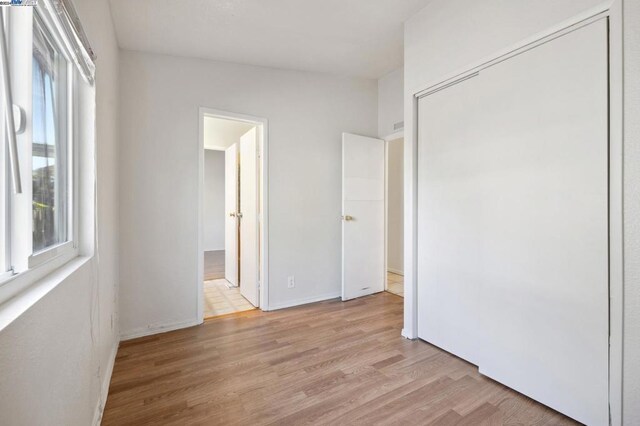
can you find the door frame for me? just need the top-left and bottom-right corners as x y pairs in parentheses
(383, 131), (404, 293)
(197, 107), (270, 317)
(403, 4), (623, 424)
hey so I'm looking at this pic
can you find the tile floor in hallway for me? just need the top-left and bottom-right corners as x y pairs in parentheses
(203, 279), (255, 318)
(387, 272), (404, 297)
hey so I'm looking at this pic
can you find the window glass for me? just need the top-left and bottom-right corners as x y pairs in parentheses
(32, 18), (68, 253)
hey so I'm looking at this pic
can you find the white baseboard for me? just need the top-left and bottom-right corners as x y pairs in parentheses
(204, 247), (225, 252)
(120, 318), (202, 341)
(401, 328), (417, 340)
(387, 268), (404, 276)
(92, 341), (119, 426)
(266, 291), (341, 311)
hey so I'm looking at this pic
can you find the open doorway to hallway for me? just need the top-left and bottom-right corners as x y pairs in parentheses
(385, 137), (404, 297)
(199, 110), (268, 318)
(341, 132), (404, 302)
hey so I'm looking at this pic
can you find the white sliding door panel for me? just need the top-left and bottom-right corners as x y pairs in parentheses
(224, 144), (239, 287)
(342, 133), (385, 301)
(417, 20), (608, 425)
(240, 128), (259, 307)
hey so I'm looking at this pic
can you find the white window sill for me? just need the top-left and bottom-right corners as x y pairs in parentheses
(0, 256), (91, 332)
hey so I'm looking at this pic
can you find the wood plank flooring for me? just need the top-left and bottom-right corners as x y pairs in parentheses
(102, 293), (579, 425)
(204, 250), (225, 281)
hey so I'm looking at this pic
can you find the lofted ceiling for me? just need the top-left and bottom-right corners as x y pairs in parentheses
(204, 117), (255, 151)
(108, 0), (433, 79)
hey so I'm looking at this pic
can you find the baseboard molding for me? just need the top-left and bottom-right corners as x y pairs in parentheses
(401, 328), (417, 340)
(204, 247), (225, 252)
(387, 268), (404, 276)
(120, 318), (202, 341)
(92, 341), (119, 426)
(267, 291), (341, 311)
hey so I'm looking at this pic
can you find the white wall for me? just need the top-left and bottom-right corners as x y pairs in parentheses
(387, 138), (403, 274)
(378, 67), (404, 138)
(118, 51), (377, 335)
(203, 150), (225, 251)
(0, 0), (120, 423)
(623, 0), (640, 422)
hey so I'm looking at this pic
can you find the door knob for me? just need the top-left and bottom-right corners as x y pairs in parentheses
(237, 212), (243, 219)
(342, 215), (354, 221)
(229, 212), (236, 217)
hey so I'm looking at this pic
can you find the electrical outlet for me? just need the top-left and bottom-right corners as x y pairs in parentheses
(287, 276), (295, 288)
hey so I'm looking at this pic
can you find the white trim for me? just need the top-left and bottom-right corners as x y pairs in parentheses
(607, 1), (624, 424)
(92, 341), (118, 426)
(197, 107), (270, 318)
(384, 139), (388, 291)
(0, 256), (90, 332)
(0, 249), (80, 308)
(267, 291), (341, 311)
(404, 5), (623, 424)
(28, 240), (75, 269)
(119, 318), (201, 341)
(401, 328), (414, 340)
(383, 130), (404, 142)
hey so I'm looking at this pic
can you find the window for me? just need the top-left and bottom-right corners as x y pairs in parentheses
(32, 16), (70, 254)
(0, 2), (95, 293)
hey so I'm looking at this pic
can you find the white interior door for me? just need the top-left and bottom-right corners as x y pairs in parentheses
(224, 144), (239, 286)
(240, 127), (259, 307)
(342, 133), (385, 301)
(417, 19), (608, 425)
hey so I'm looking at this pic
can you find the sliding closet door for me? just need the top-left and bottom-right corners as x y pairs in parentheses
(417, 19), (608, 425)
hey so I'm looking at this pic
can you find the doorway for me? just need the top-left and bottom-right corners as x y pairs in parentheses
(341, 132), (404, 301)
(385, 137), (404, 297)
(198, 108), (269, 319)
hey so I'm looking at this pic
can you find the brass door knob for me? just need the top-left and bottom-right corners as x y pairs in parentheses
(342, 215), (354, 221)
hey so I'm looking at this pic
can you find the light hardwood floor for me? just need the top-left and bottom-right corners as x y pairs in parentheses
(102, 293), (578, 425)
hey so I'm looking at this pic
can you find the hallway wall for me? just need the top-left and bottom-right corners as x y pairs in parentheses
(203, 150), (225, 251)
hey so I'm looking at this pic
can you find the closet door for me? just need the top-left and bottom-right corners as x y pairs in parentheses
(417, 19), (608, 425)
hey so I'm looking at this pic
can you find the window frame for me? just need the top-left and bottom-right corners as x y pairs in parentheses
(0, 5), (79, 292)
(28, 10), (76, 268)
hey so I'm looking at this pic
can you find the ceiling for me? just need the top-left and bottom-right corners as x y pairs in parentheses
(108, 0), (433, 79)
(204, 117), (255, 151)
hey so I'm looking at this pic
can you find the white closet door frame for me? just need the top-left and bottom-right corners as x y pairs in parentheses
(403, 5), (624, 425)
(198, 108), (270, 318)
